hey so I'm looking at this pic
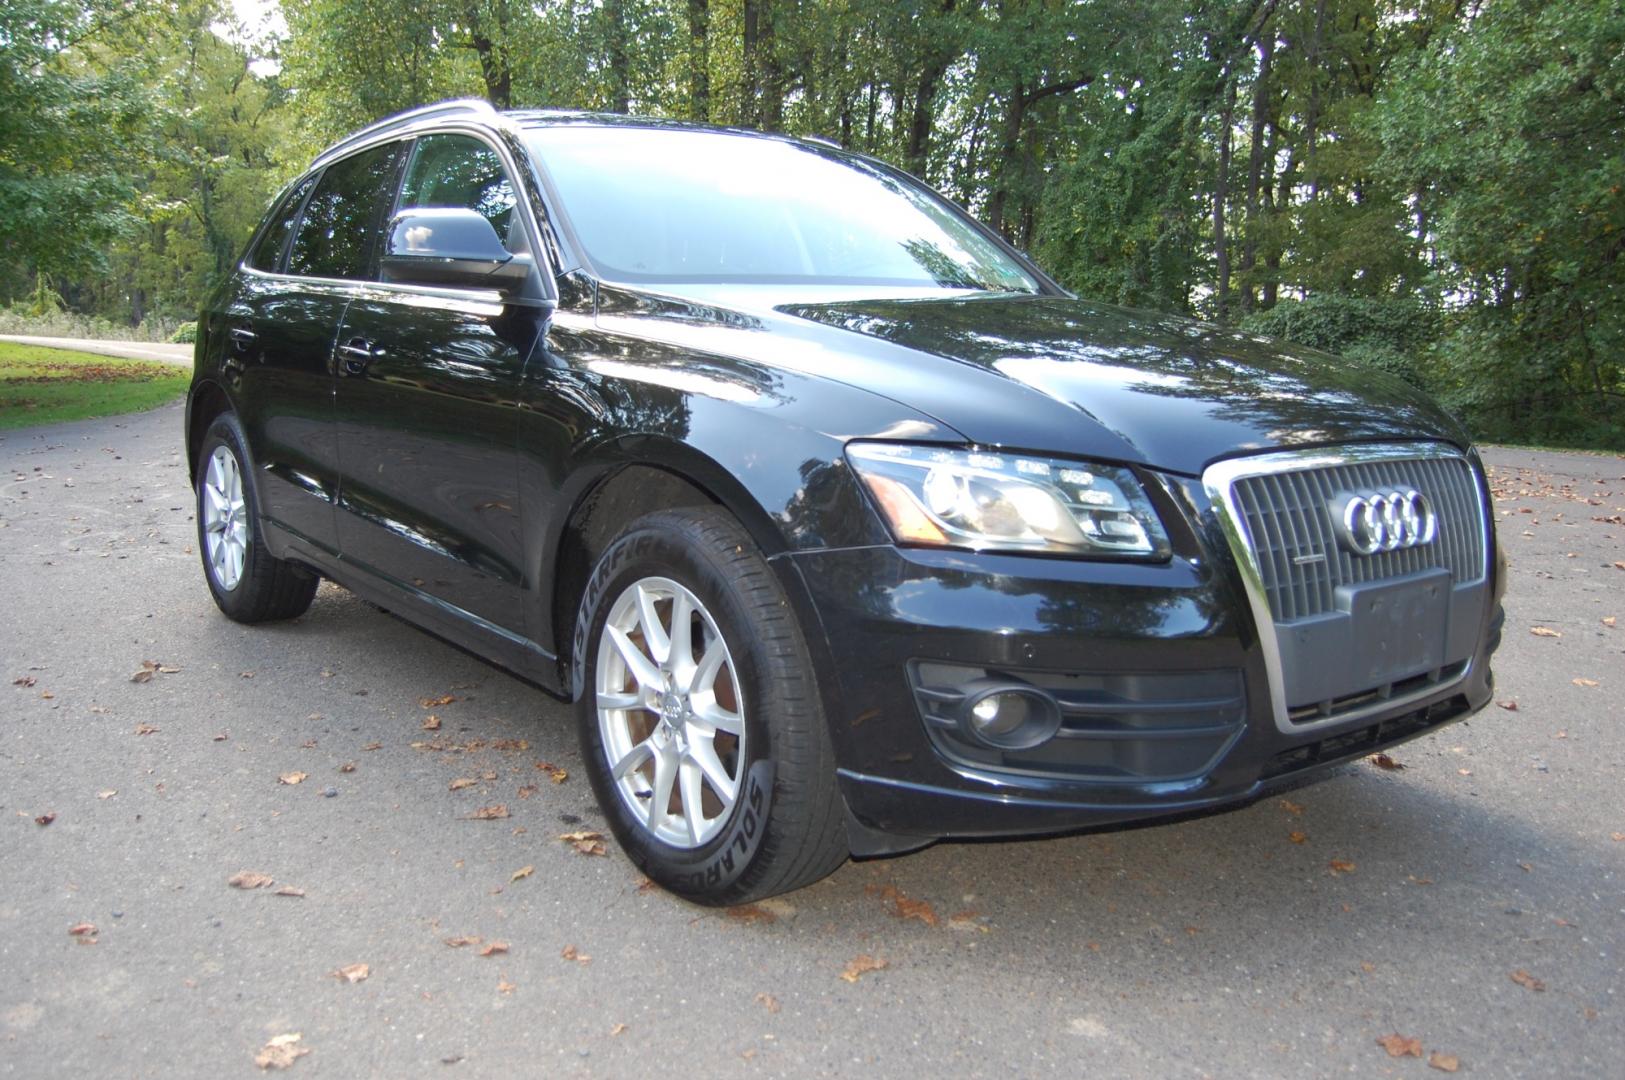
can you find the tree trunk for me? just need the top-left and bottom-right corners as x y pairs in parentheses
(987, 85), (1026, 239)
(742, 0), (784, 129)
(1238, 33), (1273, 314)
(465, 2), (513, 108)
(687, 0), (709, 121)
(905, 1), (957, 179)
(606, 0), (631, 113)
(1213, 76), (1237, 321)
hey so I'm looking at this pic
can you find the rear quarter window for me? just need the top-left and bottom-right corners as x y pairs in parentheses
(245, 176), (315, 273)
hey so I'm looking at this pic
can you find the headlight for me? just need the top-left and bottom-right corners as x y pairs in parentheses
(846, 443), (1171, 559)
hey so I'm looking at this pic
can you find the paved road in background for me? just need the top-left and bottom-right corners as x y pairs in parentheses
(2, 402), (1620, 1077)
(0, 335), (192, 366)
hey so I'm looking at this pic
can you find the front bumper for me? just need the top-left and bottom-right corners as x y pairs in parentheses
(775, 473), (1502, 850)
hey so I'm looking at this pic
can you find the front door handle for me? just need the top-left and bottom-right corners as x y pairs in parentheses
(338, 338), (383, 376)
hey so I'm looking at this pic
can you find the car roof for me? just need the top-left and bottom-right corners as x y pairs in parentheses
(309, 99), (836, 172)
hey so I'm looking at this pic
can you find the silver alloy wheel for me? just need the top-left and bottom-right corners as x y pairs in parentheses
(201, 444), (250, 591)
(595, 576), (747, 848)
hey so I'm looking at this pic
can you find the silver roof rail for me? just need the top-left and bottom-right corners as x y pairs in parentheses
(310, 99), (499, 169)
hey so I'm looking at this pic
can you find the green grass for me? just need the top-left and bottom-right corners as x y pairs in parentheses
(0, 342), (190, 430)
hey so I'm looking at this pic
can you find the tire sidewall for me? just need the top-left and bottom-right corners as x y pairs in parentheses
(574, 522), (780, 902)
(196, 414), (266, 619)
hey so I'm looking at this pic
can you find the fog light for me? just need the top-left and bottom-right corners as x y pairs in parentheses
(959, 681), (1062, 750)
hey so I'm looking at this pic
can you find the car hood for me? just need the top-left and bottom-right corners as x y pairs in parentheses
(594, 286), (1469, 476)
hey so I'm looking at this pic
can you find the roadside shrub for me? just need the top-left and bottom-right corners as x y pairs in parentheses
(169, 321), (198, 344)
(1240, 295), (1439, 390)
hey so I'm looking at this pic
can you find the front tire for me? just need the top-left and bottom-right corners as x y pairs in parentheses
(195, 413), (317, 623)
(574, 508), (846, 905)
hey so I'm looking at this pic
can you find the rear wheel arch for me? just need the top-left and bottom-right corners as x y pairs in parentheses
(186, 380), (233, 484)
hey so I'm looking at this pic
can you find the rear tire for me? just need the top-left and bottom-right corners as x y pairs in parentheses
(574, 507), (847, 905)
(195, 412), (317, 623)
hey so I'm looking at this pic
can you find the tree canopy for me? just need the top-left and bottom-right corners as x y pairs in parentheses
(2, 0), (1620, 446)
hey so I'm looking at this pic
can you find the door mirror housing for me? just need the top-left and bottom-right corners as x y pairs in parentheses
(379, 208), (534, 294)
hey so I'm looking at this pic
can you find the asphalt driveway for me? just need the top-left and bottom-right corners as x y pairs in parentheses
(2, 401), (1620, 1077)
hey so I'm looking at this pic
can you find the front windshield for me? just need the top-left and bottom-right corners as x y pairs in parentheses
(526, 125), (1041, 293)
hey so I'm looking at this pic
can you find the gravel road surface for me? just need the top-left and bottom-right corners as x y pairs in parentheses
(2, 401), (1620, 1078)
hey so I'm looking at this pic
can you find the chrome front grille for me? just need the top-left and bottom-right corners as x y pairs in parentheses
(1229, 454), (1487, 623)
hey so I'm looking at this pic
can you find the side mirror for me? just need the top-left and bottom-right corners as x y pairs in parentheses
(379, 208), (534, 293)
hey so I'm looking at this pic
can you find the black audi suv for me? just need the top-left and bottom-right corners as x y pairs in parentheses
(187, 99), (1504, 904)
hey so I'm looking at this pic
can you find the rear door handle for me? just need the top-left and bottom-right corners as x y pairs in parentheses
(338, 338), (383, 375)
(228, 324), (257, 350)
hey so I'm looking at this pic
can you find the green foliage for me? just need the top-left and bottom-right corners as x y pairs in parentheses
(1376, 0), (1625, 449)
(1240, 294), (1439, 387)
(3, 0), (1622, 448)
(169, 320), (198, 343)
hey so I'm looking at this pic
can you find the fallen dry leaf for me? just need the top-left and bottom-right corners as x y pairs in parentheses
(1280, 799), (1304, 815)
(34, 812), (55, 826)
(361, 742), (383, 751)
(1428, 1051), (1460, 1072)
(213, 732), (228, 741)
(536, 761), (568, 784)
(420, 694), (456, 708)
(228, 870), (274, 890)
(1572, 678), (1599, 688)
(443, 936), (482, 948)
(517, 784), (538, 799)
(719, 901), (781, 927)
(1612, 833), (1624, 842)
(1497, 700), (1519, 711)
(96, 790), (116, 800)
(839, 954), (887, 983)
(609, 1022), (628, 1036)
(331, 963), (369, 984)
(68, 922), (97, 937)
(254, 1033), (309, 1070)
(1369, 753), (1405, 770)
(338, 762), (356, 774)
(497, 977), (516, 995)
(449, 777), (478, 791)
(511, 865), (535, 882)
(1530, 626), (1562, 638)
(274, 886), (306, 898)
(1289, 830), (1308, 844)
(1510, 969), (1546, 992)
(560, 944), (591, 965)
(895, 894), (938, 926)
(422, 715), (442, 731)
(1376, 1034), (1423, 1058)
(558, 830), (607, 856)
(278, 771), (308, 786)
(133, 723), (159, 736)
(755, 992), (781, 1014)
(1603, 616), (1617, 628)
(470, 804), (509, 820)
(1329, 859), (1357, 875)
(13, 675), (37, 687)
(479, 941), (509, 957)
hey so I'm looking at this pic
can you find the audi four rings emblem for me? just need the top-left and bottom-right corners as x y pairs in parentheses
(1333, 488), (1438, 555)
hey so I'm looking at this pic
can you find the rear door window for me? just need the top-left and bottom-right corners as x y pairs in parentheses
(287, 142), (405, 280)
(398, 134), (519, 246)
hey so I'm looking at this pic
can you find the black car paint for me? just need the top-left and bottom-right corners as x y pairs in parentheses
(188, 113), (1500, 853)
